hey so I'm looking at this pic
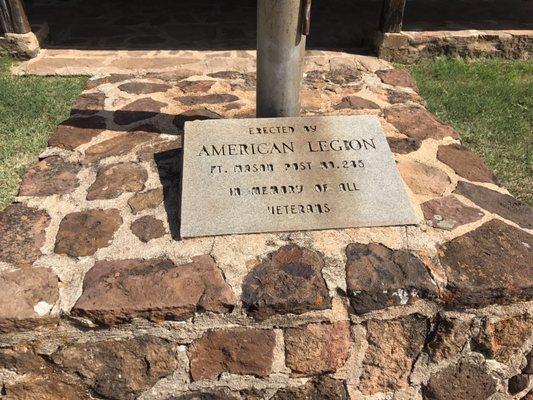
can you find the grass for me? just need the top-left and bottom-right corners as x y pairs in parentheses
(0, 56), (87, 210)
(406, 59), (532, 206)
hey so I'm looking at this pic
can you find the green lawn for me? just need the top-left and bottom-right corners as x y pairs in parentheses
(406, 59), (532, 206)
(0, 56), (87, 210)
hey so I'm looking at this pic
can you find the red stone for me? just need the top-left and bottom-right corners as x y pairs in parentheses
(86, 162), (147, 200)
(242, 245), (332, 320)
(72, 256), (234, 325)
(189, 328), (276, 381)
(83, 131), (159, 163)
(0, 268), (59, 333)
(54, 209), (122, 257)
(0, 204), (50, 267)
(421, 195), (484, 230)
(454, 181), (533, 229)
(346, 243), (438, 314)
(127, 188), (164, 213)
(130, 215), (166, 242)
(19, 156), (81, 197)
(377, 69), (418, 90)
(72, 92), (106, 115)
(285, 322), (351, 375)
(48, 115), (107, 150)
(384, 105), (460, 140)
(439, 219), (533, 309)
(437, 144), (498, 183)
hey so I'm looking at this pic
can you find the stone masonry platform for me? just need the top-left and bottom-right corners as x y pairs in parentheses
(0, 53), (532, 399)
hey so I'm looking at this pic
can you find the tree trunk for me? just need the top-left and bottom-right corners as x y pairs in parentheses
(379, 0), (406, 33)
(0, 0), (31, 34)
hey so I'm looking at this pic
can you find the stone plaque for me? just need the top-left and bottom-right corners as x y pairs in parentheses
(181, 115), (417, 238)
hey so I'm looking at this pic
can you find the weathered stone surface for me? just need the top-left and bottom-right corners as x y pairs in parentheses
(72, 91), (106, 115)
(271, 377), (349, 400)
(359, 314), (428, 394)
(437, 144), (498, 183)
(189, 328), (275, 380)
(398, 160), (451, 196)
(472, 315), (532, 364)
(438, 219), (533, 309)
(118, 81), (171, 94)
(384, 106), (460, 140)
(427, 313), (472, 362)
(377, 69), (418, 90)
(0, 343), (49, 374)
(83, 131), (159, 163)
(524, 350), (533, 374)
(87, 162), (147, 200)
(54, 209), (122, 257)
(285, 322), (351, 375)
(346, 243), (438, 314)
(387, 137), (421, 154)
(114, 98), (167, 125)
(172, 108), (221, 132)
(454, 181), (533, 229)
(128, 188), (164, 213)
(73, 255), (234, 325)
(242, 245), (332, 320)
(3, 376), (90, 400)
(509, 374), (530, 395)
(0, 268), (59, 333)
(177, 93), (239, 106)
(85, 74), (130, 89)
(0, 204), (50, 267)
(385, 87), (425, 105)
(421, 195), (484, 230)
(423, 361), (497, 400)
(48, 115), (107, 150)
(18, 156), (81, 197)
(130, 215), (166, 242)
(52, 336), (178, 400)
(177, 80), (215, 93)
(333, 96), (380, 110)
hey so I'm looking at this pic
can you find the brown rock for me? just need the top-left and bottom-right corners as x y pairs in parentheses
(48, 115), (107, 150)
(423, 361), (496, 400)
(0, 268), (59, 333)
(384, 106), (460, 140)
(176, 80), (215, 93)
(173, 108), (221, 132)
(3, 376), (90, 400)
(189, 328), (275, 380)
(83, 131), (159, 163)
(84, 74), (131, 89)
(118, 81), (171, 94)
(130, 216), (165, 242)
(387, 137), (421, 154)
(18, 156), (81, 197)
(72, 91), (106, 115)
(385, 88), (425, 105)
(427, 313), (472, 362)
(54, 209), (122, 257)
(509, 374), (530, 395)
(0, 204), (50, 267)
(438, 219), (533, 309)
(87, 163), (147, 200)
(359, 314), (429, 394)
(472, 315), (532, 363)
(242, 245), (332, 320)
(334, 96), (380, 110)
(271, 377), (349, 400)
(377, 69), (418, 90)
(346, 243), (438, 314)
(437, 144), (498, 183)
(398, 160), (451, 196)
(72, 255), (234, 325)
(421, 195), (484, 230)
(454, 181), (533, 229)
(177, 93), (239, 106)
(52, 336), (178, 400)
(0, 343), (49, 374)
(128, 188), (164, 213)
(114, 98), (167, 125)
(524, 350), (533, 374)
(208, 71), (256, 91)
(285, 322), (351, 375)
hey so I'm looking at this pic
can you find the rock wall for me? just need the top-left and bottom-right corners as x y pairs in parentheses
(0, 54), (531, 399)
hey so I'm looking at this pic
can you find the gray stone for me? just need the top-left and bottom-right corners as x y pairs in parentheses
(181, 116), (416, 237)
